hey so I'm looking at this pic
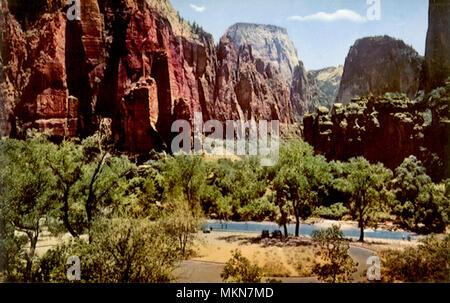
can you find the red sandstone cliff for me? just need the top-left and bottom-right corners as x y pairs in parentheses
(0, 0), (297, 152)
(214, 34), (294, 124)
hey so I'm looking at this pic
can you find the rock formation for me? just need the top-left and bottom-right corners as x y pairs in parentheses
(224, 23), (299, 84)
(223, 23), (312, 117)
(423, 0), (450, 91)
(290, 61), (312, 117)
(214, 34), (295, 123)
(304, 80), (450, 181)
(336, 36), (423, 105)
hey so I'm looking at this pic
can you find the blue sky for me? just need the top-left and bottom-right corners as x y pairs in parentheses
(170, 0), (429, 70)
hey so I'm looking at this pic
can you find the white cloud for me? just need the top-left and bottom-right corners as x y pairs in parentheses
(189, 4), (206, 13)
(288, 9), (367, 23)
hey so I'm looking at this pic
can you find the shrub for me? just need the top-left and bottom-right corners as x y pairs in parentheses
(35, 218), (181, 283)
(221, 250), (262, 283)
(313, 203), (349, 220)
(380, 234), (450, 282)
(238, 197), (278, 221)
(311, 225), (357, 283)
(160, 199), (203, 257)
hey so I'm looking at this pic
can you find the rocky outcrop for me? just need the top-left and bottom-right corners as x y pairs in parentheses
(0, 0), (104, 138)
(1, 2), (77, 138)
(304, 80), (450, 181)
(290, 62), (311, 117)
(423, 0), (450, 91)
(94, 0), (218, 150)
(336, 36), (423, 105)
(308, 65), (343, 112)
(0, 0), (218, 148)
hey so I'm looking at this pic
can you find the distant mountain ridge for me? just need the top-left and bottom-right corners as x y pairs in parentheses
(224, 22), (343, 117)
(224, 23), (300, 84)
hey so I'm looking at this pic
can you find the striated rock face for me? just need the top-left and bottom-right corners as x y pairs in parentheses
(223, 23), (311, 117)
(94, 0), (218, 150)
(214, 34), (294, 123)
(424, 0), (450, 91)
(304, 81), (450, 181)
(0, 0), (218, 148)
(225, 23), (299, 84)
(336, 36), (424, 105)
(0, 0), (104, 138)
(308, 65), (343, 112)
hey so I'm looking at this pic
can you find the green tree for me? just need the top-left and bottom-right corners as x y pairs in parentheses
(0, 133), (138, 280)
(391, 156), (449, 233)
(207, 157), (267, 221)
(311, 225), (357, 283)
(338, 157), (393, 242)
(0, 217), (28, 281)
(0, 133), (59, 281)
(159, 155), (207, 256)
(272, 179), (291, 237)
(46, 135), (136, 237)
(221, 250), (262, 283)
(161, 154), (207, 214)
(160, 199), (202, 257)
(272, 140), (331, 237)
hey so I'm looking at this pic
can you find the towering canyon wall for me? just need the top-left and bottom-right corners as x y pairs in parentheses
(214, 34), (294, 124)
(223, 23), (312, 117)
(0, 0), (299, 152)
(224, 23), (300, 85)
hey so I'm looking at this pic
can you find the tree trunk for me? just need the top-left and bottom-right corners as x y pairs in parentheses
(63, 188), (78, 238)
(283, 223), (288, 238)
(25, 232), (38, 281)
(358, 217), (364, 242)
(295, 216), (300, 237)
(358, 197), (365, 242)
(86, 152), (107, 226)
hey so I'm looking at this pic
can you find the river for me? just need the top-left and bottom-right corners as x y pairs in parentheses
(202, 220), (416, 241)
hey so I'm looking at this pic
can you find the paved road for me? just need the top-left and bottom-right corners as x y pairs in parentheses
(349, 246), (376, 282)
(175, 260), (225, 283)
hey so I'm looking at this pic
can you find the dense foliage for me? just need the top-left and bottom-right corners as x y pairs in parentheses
(380, 234), (450, 282)
(36, 218), (180, 283)
(390, 156), (449, 233)
(0, 129), (448, 282)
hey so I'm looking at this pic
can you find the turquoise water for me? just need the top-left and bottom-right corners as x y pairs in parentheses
(202, 221), (416, 241)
